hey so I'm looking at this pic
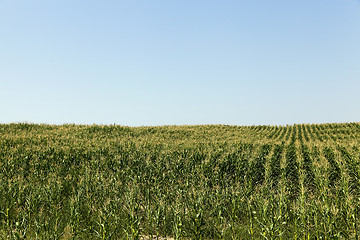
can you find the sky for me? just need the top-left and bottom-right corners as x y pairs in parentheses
(1, 0), (359, 126)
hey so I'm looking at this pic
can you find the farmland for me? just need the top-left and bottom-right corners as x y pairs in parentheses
(1, 123), (360, 239)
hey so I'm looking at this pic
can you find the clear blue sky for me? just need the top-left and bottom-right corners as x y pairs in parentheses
(1, 0), (359, 126)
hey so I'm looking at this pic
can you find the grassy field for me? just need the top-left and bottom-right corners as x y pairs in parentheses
(1, 123), (360, 239)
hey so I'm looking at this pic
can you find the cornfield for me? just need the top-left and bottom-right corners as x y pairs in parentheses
(1, 123), (360, 239)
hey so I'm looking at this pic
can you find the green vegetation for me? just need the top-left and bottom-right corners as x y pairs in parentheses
(1, 123), (360, 239)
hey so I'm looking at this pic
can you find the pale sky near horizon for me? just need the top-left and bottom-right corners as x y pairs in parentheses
(1, 0), (359, 126)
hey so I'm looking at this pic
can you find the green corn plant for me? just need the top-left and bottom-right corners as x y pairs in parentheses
(301, 144), (316, 192)
(285, 143), (299, 199)
(250, 144), (272, 189)
(323, 147), (341, 188)
(338, 146), (360, 196)
(269, 144), (284, 189)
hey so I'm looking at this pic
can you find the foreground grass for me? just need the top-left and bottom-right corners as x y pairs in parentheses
(0, 123), (360, 239)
